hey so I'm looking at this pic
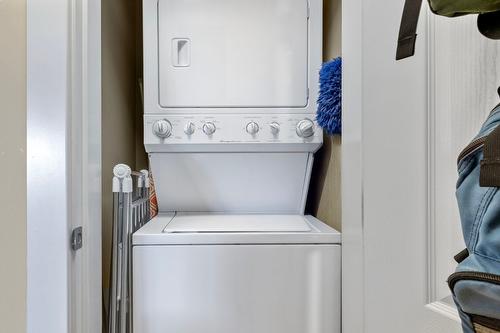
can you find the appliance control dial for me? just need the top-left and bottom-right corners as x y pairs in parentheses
(296, 119), (315, 138)
(246, 121), (259, 135)
(203, 122), (216, 135)
(269, 122), (280, 135)
(153, 119), (172, 138)
(184, 122), (196, 135)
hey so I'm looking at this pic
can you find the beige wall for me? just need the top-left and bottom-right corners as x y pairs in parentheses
(101, 0), (143, 309)
(0, 1), (27, 332)
(308, 0), (342, 231)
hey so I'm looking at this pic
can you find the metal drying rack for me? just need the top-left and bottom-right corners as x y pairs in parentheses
(109, 164), (151, 333)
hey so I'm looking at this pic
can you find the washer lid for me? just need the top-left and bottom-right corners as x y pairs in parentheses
(164, 214), (311, 233)
(133, 214), (342, 245)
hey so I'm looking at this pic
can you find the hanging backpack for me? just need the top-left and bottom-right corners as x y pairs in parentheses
(396, 0), (500, 60)
(451, 91), (500, 333)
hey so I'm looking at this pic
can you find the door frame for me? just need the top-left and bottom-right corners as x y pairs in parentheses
(341, 0), (364, 331)
(26, 0), (101, 332)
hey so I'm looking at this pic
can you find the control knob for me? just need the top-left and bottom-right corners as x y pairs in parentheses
(184, 122), (196, 135)
(153, 119), (172, 138)
(203, 122), (216, 135)
(269, 122), (280, 135)
(296, 119), (315, 138)
(246, 121), (259, 135)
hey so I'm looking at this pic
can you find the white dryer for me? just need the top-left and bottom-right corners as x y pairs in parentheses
(135, 0), (341, 332)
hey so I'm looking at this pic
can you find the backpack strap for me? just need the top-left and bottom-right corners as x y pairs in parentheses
(396, 0), (423, 60)
(453, 248), (469, 263)
(480, 125), (500, 187)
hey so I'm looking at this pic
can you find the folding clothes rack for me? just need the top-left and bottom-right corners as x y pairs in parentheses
(109, 164), (152, 333)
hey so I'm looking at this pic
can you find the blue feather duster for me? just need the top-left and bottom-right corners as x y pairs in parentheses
(317, 57), (342, 135)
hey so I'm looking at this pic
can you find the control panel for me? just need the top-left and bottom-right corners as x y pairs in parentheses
(144, 114), (323, 153)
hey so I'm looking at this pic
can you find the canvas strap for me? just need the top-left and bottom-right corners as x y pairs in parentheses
(480, 125), (500, 187)
(396, 0), (423, 60)
(454, 248), (469, 263)
(472, 315), (500, 332)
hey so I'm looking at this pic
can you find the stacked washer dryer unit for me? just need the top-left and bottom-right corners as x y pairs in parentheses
(134, 0), (341, 332)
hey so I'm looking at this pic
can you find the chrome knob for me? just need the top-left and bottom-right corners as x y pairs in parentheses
(246, 121), (259, 135)
(184, 122), (196, 135)
(153, 119), (172, 138)
(203, 122), (216, 135)
(269, 122), (280, 135)
(296, 119), (315, 138)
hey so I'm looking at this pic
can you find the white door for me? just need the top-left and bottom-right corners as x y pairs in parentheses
(27, 0), (101, 332)
(342, 0), (500, 332)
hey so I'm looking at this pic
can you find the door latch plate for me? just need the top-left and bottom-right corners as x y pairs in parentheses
(71, 227), (83, 251)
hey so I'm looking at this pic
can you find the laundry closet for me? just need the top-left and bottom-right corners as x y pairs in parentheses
(16, 0), (500, 331)
(101, 0), (342, 332)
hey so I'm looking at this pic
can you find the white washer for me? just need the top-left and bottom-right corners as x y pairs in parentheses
(133, 214), (341, 333)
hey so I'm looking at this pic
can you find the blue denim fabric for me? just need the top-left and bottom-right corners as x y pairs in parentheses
(453, 104), (500, 331)
(454, 295), (475, 333)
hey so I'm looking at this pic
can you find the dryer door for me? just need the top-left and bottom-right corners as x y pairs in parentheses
(157, 0), (309, 108)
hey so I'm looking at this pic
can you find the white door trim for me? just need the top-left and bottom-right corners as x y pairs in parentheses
(341, 0), (364, 331)
(425, 13), (460, 319)
(27, 0), (101, 332)
(69, 0), (102, 332)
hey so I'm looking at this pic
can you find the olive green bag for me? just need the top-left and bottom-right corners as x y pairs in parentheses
(396, 0), (500, 60)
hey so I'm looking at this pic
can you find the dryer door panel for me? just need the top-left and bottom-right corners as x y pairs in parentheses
(157, 0), (309, 108)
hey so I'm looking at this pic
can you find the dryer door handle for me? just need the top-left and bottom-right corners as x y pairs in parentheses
(172, 38), (190, 67)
